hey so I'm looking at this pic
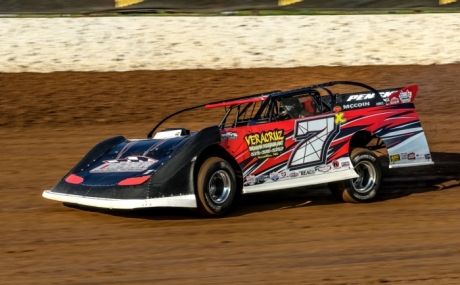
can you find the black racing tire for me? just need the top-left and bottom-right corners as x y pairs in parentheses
(328, 148), (382, 203)
(195, 157), (237, 216)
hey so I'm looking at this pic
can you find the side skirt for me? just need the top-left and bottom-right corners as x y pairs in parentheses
(242, 169), (358, 194)
(389, 161), (434, 169)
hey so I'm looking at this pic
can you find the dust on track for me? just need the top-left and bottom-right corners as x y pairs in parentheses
(1, 65), (460, 285)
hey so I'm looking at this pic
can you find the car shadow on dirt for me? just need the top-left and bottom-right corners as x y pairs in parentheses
(64, 152), (460, 220)
(378, 151), (460, 200)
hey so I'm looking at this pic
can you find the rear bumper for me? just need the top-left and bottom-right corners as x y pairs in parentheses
(42, 190), (197, 209)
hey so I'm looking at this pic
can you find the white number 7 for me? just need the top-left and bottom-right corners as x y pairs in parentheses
(288, 115), (340, 170)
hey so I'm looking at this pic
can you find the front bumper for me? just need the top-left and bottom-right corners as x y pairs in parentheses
(42, 190), (197, 209)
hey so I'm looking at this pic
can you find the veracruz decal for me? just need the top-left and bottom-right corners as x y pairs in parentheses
(243, 129), (285, 159)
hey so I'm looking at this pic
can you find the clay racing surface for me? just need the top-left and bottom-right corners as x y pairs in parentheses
(1, 65), (460, 284)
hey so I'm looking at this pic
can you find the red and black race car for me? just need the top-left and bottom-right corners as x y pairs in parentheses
(43, 81), (433, 215)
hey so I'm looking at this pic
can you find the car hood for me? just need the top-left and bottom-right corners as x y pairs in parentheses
(69, 136), (188, 186)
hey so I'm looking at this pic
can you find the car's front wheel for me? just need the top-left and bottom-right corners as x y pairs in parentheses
(196, 157), (237, 215)
(328, 148), (382, 203)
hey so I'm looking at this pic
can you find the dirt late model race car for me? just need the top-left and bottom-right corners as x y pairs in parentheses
(43, 81), (433, 215)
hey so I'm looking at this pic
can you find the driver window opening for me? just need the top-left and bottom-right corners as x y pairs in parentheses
(278, 94), (321, 120)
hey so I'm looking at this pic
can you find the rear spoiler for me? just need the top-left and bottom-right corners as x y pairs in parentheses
(336, 85), (418, 104)
(336, 87), (401, 103)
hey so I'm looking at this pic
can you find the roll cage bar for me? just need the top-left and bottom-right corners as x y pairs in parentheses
(147, 81), (382, 138)
(146, 89), (279, 138)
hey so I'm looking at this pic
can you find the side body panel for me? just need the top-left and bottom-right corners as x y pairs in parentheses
(220, 113), (356, 193)
(332, 103), (433, 168)
(220, 102), (432, 193)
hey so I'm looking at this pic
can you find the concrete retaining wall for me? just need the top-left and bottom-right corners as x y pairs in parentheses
(0, 14), (459, 72)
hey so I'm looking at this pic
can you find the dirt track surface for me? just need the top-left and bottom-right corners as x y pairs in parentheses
(1, 65), (460, 284)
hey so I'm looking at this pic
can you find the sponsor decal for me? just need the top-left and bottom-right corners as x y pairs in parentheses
(270, 172), (280, 181)
(333, 106), (342, 113)
(221, 132), (238, 141)
(399, 90), (412, 103)
(315, 164), (331, 172)
(246, 175), (256, 186)
(376, 102), (385, 106)
(400, 153), (408, 160)
(290, 172), (299, 178)
(332, 160), (340, 169)
(281, 171), (287, 178)
(390, 97), (400, 105)
(334, 112), (347, 125)
(346, 93), (375, 101)
(244, 129), (285, 159)
(425, 154), (432, 160)
(407, 152), (416, 160)
(380, 91), (394, 99)
(347, 91), (397, 104)
(257, 175), (269, 183)
(341, 161), (350, 168)
(342, 102), (370, 110)
(90, 156), (158, 173)
(347, 91), (394, 102)
(300, 169), (315, 176)
(390, 154), (401, 162)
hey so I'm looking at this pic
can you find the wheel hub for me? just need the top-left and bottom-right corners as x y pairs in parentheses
(352, 160), (376, 193)
(208, 170), (231, 204)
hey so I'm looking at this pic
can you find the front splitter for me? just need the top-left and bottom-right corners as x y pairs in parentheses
(42, 190), (197, 209)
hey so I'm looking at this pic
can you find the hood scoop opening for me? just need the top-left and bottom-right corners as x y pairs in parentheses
(153, 128), (190, 139)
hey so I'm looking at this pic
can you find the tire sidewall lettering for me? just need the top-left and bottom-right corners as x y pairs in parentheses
(352, 189), (377, 200)
(353, 154), (376, 163)
(348, 149), (382, 202)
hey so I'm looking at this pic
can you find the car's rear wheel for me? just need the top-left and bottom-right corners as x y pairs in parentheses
(328, 148), (382, 203)
(196, 157), (237, 216)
